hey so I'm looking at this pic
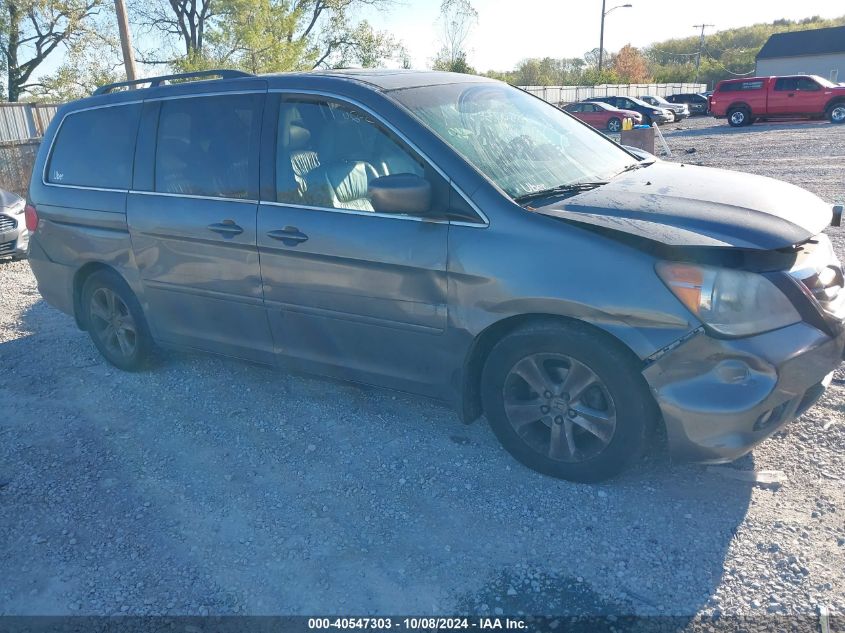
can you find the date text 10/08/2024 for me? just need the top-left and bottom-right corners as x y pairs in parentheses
(307, 618), (528, 630)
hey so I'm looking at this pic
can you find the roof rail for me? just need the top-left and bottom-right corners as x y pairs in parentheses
(93, 69), (253, 96)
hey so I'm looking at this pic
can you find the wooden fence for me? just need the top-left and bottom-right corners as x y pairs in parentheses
(0, 139), (41, 197)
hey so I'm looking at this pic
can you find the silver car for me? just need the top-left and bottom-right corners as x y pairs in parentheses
(0, 189), (29, 260)
(25, 69), (845, 482)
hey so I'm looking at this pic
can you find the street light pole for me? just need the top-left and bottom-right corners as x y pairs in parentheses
(598, 2), (632, 73)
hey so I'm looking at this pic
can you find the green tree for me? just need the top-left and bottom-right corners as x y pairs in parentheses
(137, 0), (401, 72)
(0, 0), (101, 101)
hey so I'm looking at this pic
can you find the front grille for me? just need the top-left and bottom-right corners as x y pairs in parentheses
(0, 214), (17, 232)
(0, 240), (15, 255)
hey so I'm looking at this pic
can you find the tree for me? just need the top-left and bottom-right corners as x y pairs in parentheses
(25, 26), (121, 100)
(1, 0), (101, 101)
(612, 44), (650, 83)
(136, 0), (399, 71)
(431, 0), (475, 73)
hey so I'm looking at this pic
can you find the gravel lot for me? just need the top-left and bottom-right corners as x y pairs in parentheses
(1, 116), (844, 622)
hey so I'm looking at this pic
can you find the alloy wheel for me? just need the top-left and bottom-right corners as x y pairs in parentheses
(730, 111), (746, 126)
(608, 119), (621, 132)
(832, 106), (845, 123)
(502, 353), (617, 463)
(89, 287), (138, 359)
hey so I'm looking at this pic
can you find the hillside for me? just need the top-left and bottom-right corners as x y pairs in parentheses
(645, 15), (845, 86)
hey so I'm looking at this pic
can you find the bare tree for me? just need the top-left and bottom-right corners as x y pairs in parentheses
(1, 0), (101, 101)
(432, 0), (475, 71)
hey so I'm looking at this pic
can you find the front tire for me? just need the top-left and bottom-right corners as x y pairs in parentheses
(81, 269), (153, 371)
(727, 107), (750, 127)
(607, 117), (622, 133)
(828, 103), (845, 124)
(481, 322), (653, 482)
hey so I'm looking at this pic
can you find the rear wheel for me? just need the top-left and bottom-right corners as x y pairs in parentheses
(607, 117), (622, 133)
(81, 270), (153, 371)
(829, 103), (845, 124)
(481, 322), (653, 482)
(727, 107), (750, 127)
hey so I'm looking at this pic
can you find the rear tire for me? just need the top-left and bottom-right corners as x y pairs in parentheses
(481, 322), (653, 482)
(81, 269), (153, 371)
(727, 107), (750, 127)
(828, 103), (845, 124)
(607, 117), (622, 133)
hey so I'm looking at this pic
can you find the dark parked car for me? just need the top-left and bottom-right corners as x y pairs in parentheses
(27, 69), (845, 482)
(640, 95), (689, 121)
(666, 93), (710, 115)
(0, 188), (29, 260)
(585, 95), (673, 125)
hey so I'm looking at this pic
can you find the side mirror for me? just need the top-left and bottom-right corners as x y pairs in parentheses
(368, 174), (432, 215)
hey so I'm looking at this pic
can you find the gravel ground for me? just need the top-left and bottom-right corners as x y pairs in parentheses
(1, 116), (844, 621)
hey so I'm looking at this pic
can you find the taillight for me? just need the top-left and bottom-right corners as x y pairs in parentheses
(25, 203), (38, 232)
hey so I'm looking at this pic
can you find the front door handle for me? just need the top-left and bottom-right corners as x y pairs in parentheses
(267, 227), (309, 245)
(208, 221), (243, 237)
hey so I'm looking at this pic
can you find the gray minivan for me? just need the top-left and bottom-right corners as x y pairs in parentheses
(26, 69), (845, 482)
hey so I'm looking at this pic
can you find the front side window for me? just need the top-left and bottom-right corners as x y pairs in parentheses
(154, 94), (262, 199)
(274, 98), (425, 212)
(392, 82), (634, 200)
(796, 77), (820, 91)
(775, 78), (798, 91)
(47, 104), (141, 189)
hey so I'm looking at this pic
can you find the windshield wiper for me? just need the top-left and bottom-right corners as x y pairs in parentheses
(514, 181), (608, 205)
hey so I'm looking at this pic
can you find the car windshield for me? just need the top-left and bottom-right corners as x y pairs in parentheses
(391, 82), (633, 200)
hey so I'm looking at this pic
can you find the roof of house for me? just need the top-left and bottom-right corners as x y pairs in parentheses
(757, 25), (845, 60)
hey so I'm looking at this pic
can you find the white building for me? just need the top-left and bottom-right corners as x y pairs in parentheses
(755, 26), (845, 84)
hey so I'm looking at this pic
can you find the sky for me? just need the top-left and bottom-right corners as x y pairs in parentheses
(360, 0), (845, 72)
(25, 0), (845, 85)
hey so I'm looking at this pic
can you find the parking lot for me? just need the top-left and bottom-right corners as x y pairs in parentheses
(1, 115), (844, 620)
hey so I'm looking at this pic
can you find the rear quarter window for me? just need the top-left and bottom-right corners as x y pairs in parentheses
(718, 80), (765, 93)
(47, 103), (141, 189)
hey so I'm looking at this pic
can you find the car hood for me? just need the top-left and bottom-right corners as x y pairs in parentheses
(0, 189), (23, 210)
(537, 162), (832, 250)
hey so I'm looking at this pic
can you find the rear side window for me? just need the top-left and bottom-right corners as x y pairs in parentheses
(47, 104), (141, 189)
(154, 94), (262, 199)
(719, 80), (764, 92)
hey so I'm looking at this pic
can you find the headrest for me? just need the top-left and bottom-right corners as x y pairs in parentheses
(279, 105), (311, 150)
(287, 124), (311, 151)
(319, 119), (376, 162)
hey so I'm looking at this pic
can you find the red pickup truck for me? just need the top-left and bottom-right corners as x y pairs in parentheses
(710, 75), (845, 127)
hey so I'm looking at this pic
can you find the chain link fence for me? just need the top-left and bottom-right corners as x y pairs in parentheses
(1, 139), (41, 197)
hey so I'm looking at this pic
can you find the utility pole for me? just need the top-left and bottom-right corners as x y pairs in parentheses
(114, 0), (138, 82)
(692, 23), (714, 85)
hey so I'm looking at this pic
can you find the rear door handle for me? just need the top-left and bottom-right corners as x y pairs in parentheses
(267, 227), (309, 245)
(208, 221), (243, 237)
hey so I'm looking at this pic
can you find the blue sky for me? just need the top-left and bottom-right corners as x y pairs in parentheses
(360, 0), (844, 72)
(29, 0), (845, 83)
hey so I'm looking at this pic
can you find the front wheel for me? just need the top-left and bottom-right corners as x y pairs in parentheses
(81, 269), (154, 371)
(727, 108), (750, 127)
(607, 117), (622, 133)
(481, 322), (653, 482)
(829, 103), (845, 124)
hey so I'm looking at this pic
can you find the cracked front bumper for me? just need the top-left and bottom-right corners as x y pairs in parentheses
(643, 321), (845, 462)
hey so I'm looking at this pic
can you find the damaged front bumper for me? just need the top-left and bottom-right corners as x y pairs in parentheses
(643, 321), (845, 462)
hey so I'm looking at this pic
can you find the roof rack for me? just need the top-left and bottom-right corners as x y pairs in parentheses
(93, 69), (253, 96)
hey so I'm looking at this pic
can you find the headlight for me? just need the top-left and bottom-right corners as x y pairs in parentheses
(656, 262), (801, 337)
